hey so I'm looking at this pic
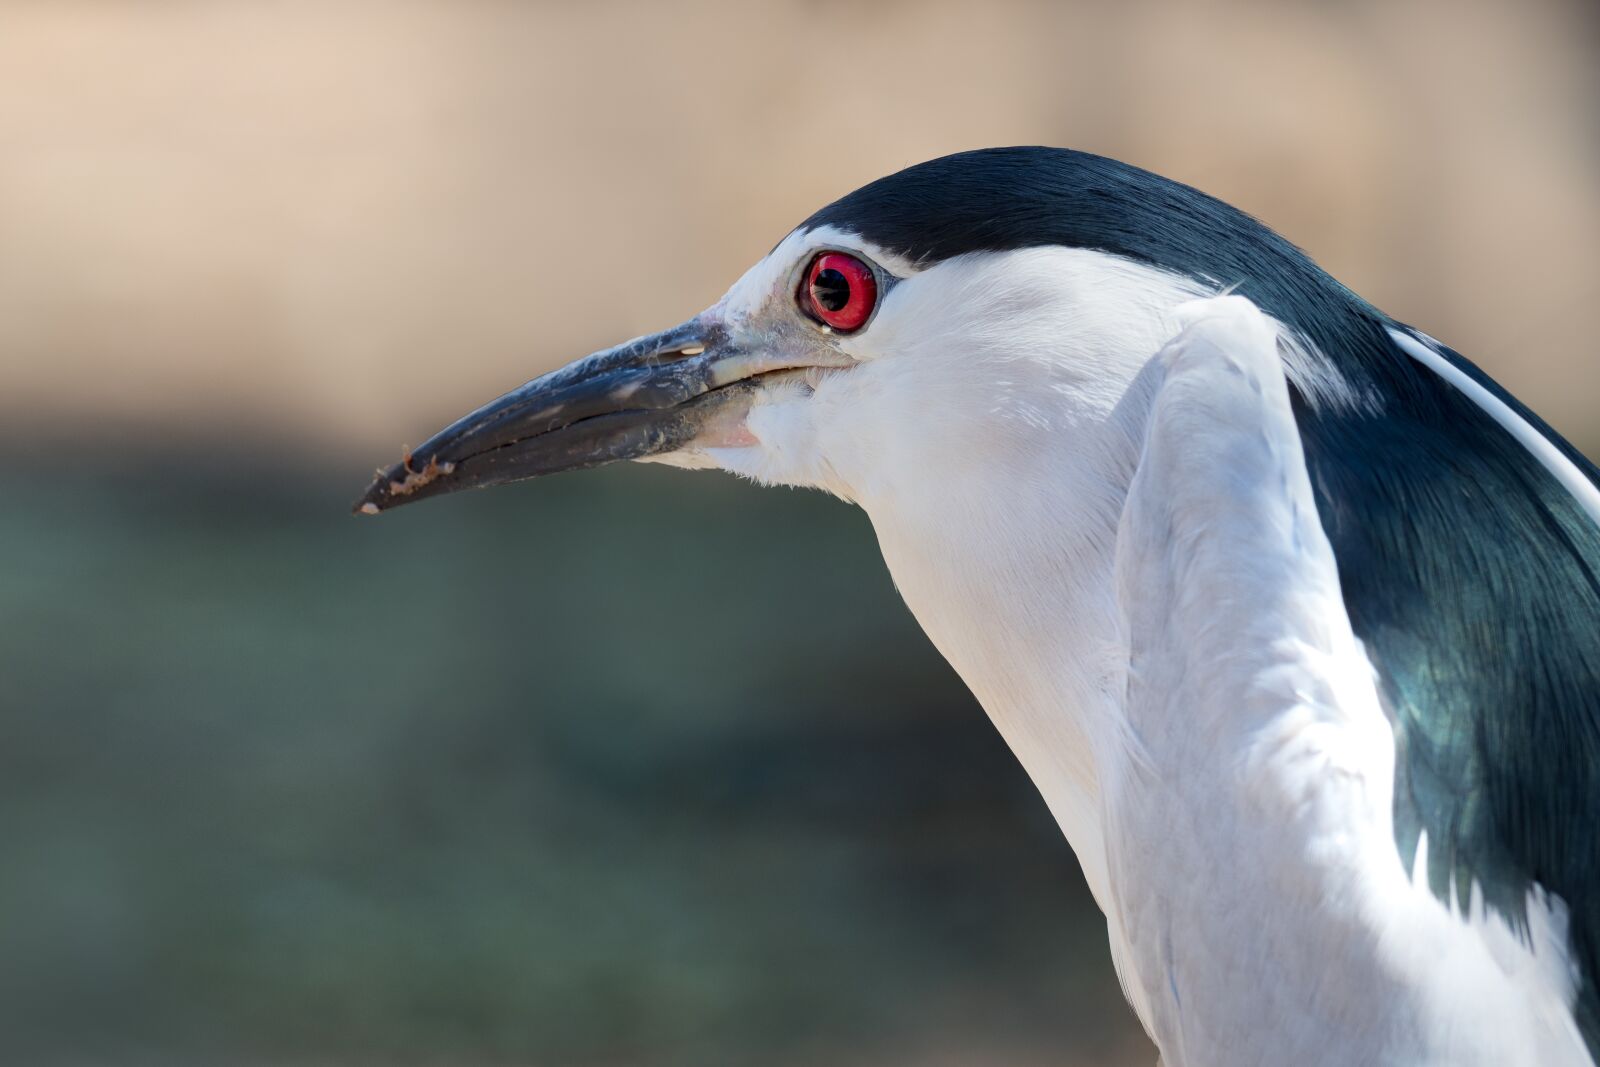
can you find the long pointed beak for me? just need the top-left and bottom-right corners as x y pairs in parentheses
(354, 317), (777, 514)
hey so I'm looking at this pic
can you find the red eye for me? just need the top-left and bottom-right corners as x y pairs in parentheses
(803, 252), (878, 332)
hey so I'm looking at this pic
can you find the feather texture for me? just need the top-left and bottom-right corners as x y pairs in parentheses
(800, 146), (1600, 1055)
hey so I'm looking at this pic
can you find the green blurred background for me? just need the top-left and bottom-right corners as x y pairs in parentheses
(2, 2), (1596, 1064)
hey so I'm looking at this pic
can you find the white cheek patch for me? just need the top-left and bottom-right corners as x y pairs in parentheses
(696, 382), (858, 500)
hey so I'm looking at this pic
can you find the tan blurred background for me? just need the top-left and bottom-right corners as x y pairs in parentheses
(1, 2), (1597, 1066)
(2, 0), (1597, 452)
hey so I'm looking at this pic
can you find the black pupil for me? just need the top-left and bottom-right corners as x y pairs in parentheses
(811, 267), (851, 312)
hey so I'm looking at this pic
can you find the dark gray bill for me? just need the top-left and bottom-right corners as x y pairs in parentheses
(354, 318), (754, 514)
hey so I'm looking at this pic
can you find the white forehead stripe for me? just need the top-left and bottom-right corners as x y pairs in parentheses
(1389, 327), (1600, 528)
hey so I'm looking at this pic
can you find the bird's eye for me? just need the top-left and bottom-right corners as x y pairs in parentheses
(802, 252), (878, 332)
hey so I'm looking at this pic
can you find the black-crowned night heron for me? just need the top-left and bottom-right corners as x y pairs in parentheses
(357, 147), (1600, 1066)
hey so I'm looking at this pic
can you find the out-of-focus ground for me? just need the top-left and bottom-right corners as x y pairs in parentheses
(0, 1), (1596, 1065)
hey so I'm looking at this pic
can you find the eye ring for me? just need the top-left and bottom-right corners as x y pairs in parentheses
(800, 252), (878, 333)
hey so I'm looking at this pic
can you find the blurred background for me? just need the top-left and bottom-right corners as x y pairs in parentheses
(2, 1), (1596, 1064)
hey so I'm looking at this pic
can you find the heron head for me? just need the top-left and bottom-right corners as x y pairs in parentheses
(355, 149), (1234, 515)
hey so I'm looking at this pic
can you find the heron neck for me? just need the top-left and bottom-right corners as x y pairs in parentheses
(857, 403), (1146, 912)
